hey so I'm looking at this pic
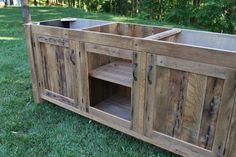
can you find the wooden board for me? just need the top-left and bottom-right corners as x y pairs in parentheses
(89, 61), (132, 87)
(93, 94), (131, 121)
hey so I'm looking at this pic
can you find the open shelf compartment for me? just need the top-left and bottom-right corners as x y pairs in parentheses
(89, 61), (132, 87)
(89, 77), (131, 121)
(87, 51), (132, 122)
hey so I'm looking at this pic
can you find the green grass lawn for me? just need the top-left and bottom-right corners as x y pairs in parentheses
(0, 7), (181, 157)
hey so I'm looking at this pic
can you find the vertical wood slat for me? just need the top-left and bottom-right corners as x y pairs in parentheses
(198, 78), (224, 149)
(41, 44), (59, 93)
(212, 70), (236, 157)
(131, 52), (147, 134)
(144, 54), (155, 137)
(224, 95), (236, 157)
(79, 42), (90, 111)
(24, 24), (41, 102)
(165, 69), (188, 138)
(152, 66), (170, 133)
(181, 73), (207, 144)
(63, 41), (81, 108)
(55, 46), (67, 96)
(33, 35), (46, 98)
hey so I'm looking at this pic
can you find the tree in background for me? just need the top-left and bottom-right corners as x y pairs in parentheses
(28, 0), (236, 33)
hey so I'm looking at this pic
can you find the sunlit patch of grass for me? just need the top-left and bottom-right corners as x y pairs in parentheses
(0, 37), (21, 41)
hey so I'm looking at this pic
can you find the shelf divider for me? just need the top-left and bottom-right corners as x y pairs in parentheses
(89, 61), (133, 87)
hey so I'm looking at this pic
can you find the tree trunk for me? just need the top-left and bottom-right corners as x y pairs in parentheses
(110, 0), (112, 13)
(21, 0), (31, 23)
(136, 0), (138, 13)
(33, 0), (37, 6)
(131, 0), (134, 17)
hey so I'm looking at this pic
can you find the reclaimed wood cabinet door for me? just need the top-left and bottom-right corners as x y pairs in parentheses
(80, 43), (146, 132)
(144, 54), (236, 157)
(33, 35), (82, 109)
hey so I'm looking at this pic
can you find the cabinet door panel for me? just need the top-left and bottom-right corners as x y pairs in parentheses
(33, 35), (81, 108)
(144, 54), (236, 157)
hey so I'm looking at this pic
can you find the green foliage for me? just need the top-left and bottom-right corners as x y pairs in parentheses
(27, 0), (235, 34)
(196, 0), (235, 33)
(165, 0), (193, 25)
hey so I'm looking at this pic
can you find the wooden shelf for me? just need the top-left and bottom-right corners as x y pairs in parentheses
(89, 61), (132, 87)
(93, 94), (131, 121)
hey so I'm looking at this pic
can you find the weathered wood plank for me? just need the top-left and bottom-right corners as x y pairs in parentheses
(145, 29), (181, 40)
(37, 35), (70, 47)
(24, 24), (41, 102)
(212, 70), (236, 157)
(181, 73), (207, 144)
(89, 107), (131, 129)
(33, 35), (46, 98)
(84, 43), (133, 60)
(152, 66), (170, 133)
(166, 69), (188, 138)
(224, 95), (236, 157)
(136, 52), (147, 134)
(55, 46), (67, 96)
(79, 42), (90, 111)
(131, 52), (146, 134)
(42, 44), (59, 93)
(144, 54), (155, 137)
(155, 55), (227, 79)
(198, 77), (224, 150)
(93, 94), (131, 121)
(41, 89), (75, 106)
(89, 61), (132, 87)
(63, 42), (78, 102)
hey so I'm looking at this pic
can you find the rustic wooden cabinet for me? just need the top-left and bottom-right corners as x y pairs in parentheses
(25, 18), (236, 157)
(144, 54), (236, 156)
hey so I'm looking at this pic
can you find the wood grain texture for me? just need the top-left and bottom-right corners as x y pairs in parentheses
(181, 73), (207, 144)
(152, 66), (170, 133)
(24, 24), (41, 102)
(93, 94), (131, 121)
(84, 43), (133, 60)
(155, 55), (227, 79)
(37, 35), (70, 47)
(33, 35), (46, 98)
(212, 70), (236, 157)
(144, 29), (181, 40)
(131, 52), (147, 134)
(144, 54), (155, 137)
(89, 61), (132, 87)
(198, 77), (224, 150)
(224, 94), (236, 157)
(166, 69), (188, 138)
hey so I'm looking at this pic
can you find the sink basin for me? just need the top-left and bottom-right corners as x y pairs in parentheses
(85, 23), (170, 38)
(38, 18), (112, 29)
(161, 29), (236, 51)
